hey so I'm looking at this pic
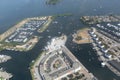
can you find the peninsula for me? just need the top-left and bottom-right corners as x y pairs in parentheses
(80, 15), (120, 25)
(0, 68), (12, 80)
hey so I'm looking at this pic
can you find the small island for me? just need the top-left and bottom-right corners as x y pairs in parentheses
(72, 28), (91, 44)
(46, 0), (62, 5)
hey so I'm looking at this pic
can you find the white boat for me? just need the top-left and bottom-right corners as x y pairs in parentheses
(101, 62), (106, 67)
(0, 55), (11, 64)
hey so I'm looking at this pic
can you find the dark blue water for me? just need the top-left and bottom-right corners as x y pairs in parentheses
(0, 0), (120, 34)
(0, 0), (120, 80)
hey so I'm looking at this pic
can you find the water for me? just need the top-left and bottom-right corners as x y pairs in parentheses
(0, 0), (120, 80)
(0, 0), (120, 34)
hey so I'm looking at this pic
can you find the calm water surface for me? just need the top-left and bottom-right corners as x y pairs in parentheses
(0, 0), (120, 80)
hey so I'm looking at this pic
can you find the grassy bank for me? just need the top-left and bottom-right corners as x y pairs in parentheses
(30, 51), (46, 80)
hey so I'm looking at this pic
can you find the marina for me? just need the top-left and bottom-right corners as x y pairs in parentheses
(0, 0), (120, 79)
(0, 15), (120, 80)
(0, 16), (52, 52)
(89, 27), (120, 76)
